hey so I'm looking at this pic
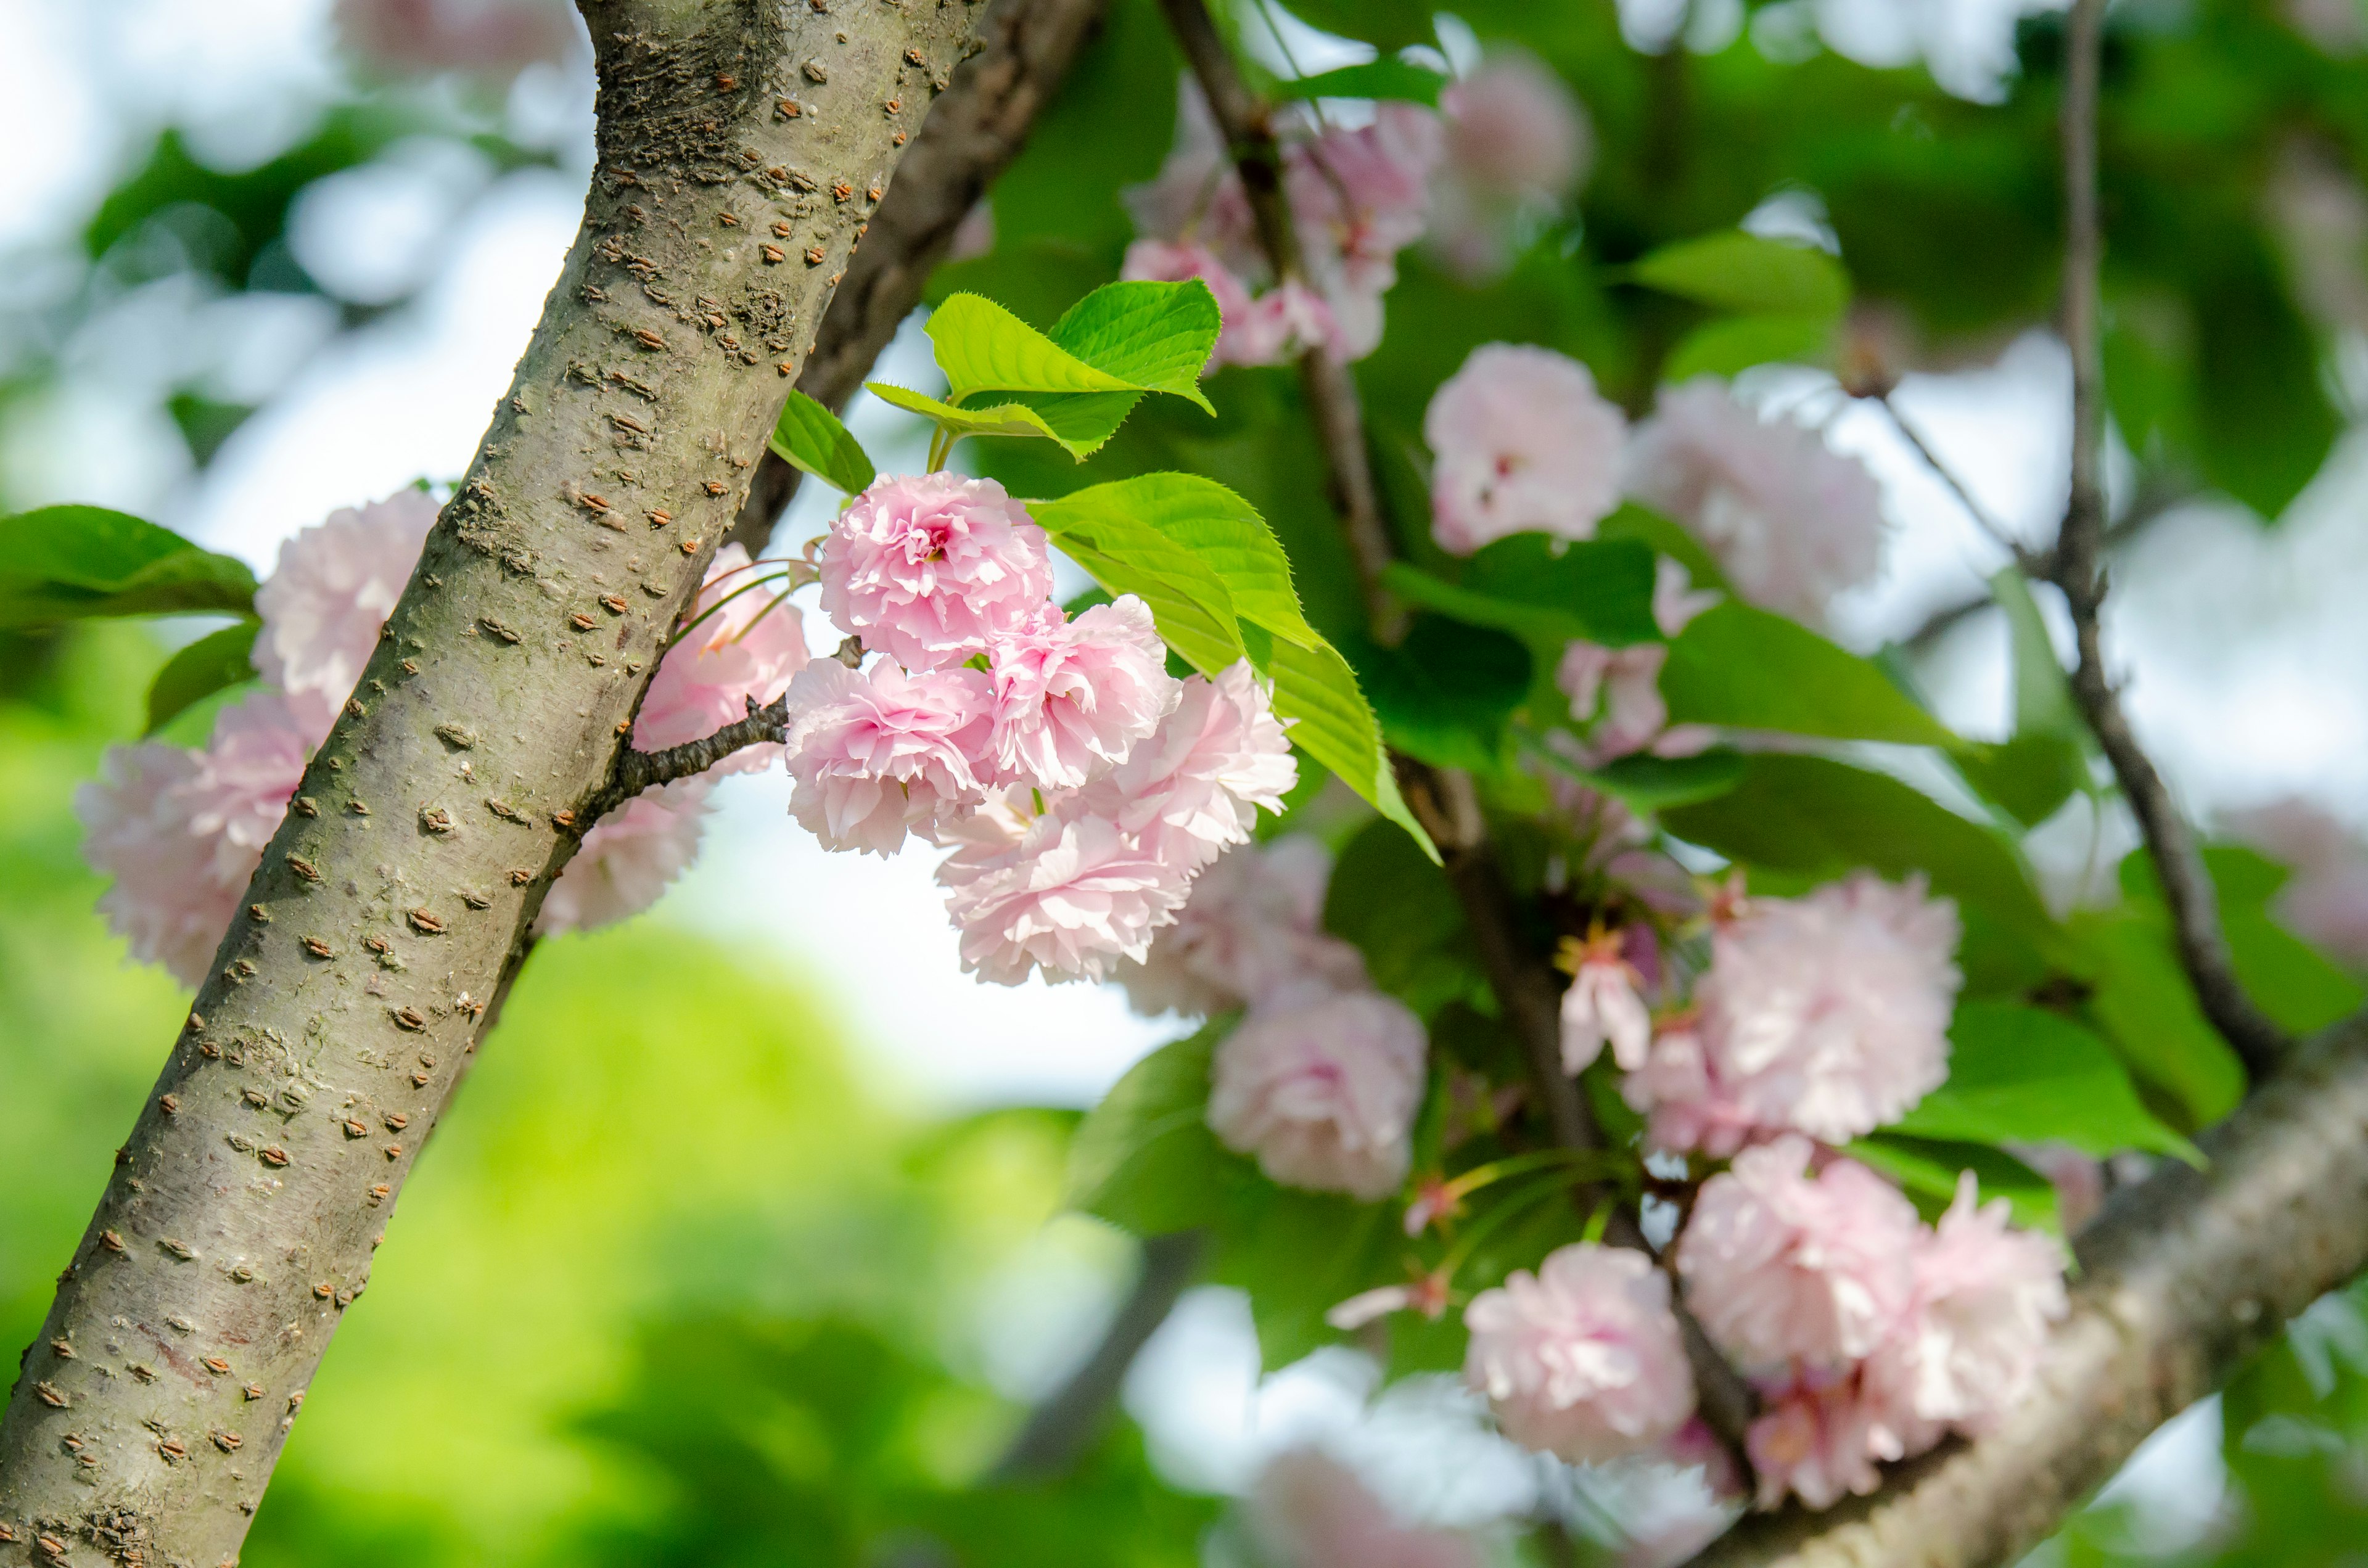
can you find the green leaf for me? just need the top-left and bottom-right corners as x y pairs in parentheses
(1660, 601), (1957, 747)
(1459, 535), (1661, 646)
(1032, 493), (1248, 677)
(1992, 568), (2079, 740)
(1890, 1001), (2199, 1162)
(1040, 474), (1319, 650)
(1268, 0), (1436, 48)
(1595, 503), (1730, 595)
(1662, 752), (2058, 940)
(154, 678), (263, 749)
(1067, 1023), (1231, 1235)
(1267, 636), (1437, 863)
(765, 389), (875, 496)
(863, 381), (1142, 461)
(1846, 1134), (2057, 1231)
(1626, 232), (1851, 321)
(1952, 732), (2084, 829)
(1661, 312), (1836, 381)
(0, 505), (259, 625)
(1045, 280), (1223, 413)
(2067, 906), (2246, 1130)
(927, 292), (1146, 401)
(2123, 847), (2367, 1037)
(146, 620), (260, 736)
(1350, 616), (1531, 774)
(1324, 817), (1484, 1019)
(1268, 59), (1448, 106)
(1531, 744), (1748, 813)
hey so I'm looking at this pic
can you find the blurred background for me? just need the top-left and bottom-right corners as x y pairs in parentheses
(3, 0), (2366, 1563)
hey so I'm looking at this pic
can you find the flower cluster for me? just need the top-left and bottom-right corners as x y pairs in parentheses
(1679, 1138), (2067, 1508)
(787, 472), (1299, 986)
(1248, 1447), (1484, 1568)
(79, 495), (802, 983)
(1428, 47), (1592, 283)
(1420, 348), (1888, 632)
(1121, 81), (1441, 366)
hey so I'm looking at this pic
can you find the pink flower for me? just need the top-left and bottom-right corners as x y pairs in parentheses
(77, 690), (314, 987)
(1463, 1242), (1697, 1463)
(1560, 927), (1651, 1072)
(1625, 379), (1888, 630)
(334, 0), (575, 76)
(781, 659), (990, 855)
(980, 597), (1178, 790)
(936, 805), (1192, 984)
(818, 472), (1053, 670)
(1072, 662), (1296, 874)
(1207, 987), (1426, 1200)
(1291, 104), (1442, 276)
(1441, 51), (1590, 202)
(1862, 1173), (2068, 1443)
(1745, 1376), (1893, 1512)
(1123, 82), (1260, 277)
(635, 543), (810, 775)
(1249, 1448), (1484, 1568)
(1653, 557), (1721, 636)
(1695, 872), (1960, 1145)
(534, 778), (714, 936)
(947, 197), (996, 263)
(2229, 796), (2368, 966)
(1426, 343), (1627, 553)
(1223, 280), (1341, 367)
(1675, 1136), (1923, 1376)
(1120, 239), (1254, 369)
(1116, 835), (1367, 1017)
(253, 489), (437, 737)
(1557, 640), (1672, 762)
(1327, 1270), (1451, 1330)
(1621, 1019), (1761, 1158)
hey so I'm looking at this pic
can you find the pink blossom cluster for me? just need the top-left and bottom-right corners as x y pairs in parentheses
(787, 472), (1300, 987)
(1551, 559), (1721, 768)
(1677, 1138), (2068, 1509)
(1120, 81), (1441, 367)
(1248, 1448), (1484, 1568)
(79, 496), (806, 983)
(1428, 49), (1593, 282)
(1613, 873), (1962, 1153)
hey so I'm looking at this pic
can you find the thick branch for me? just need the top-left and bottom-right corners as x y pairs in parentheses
(1687, 1008), (2368, 1568)
(2041, 0), (2288, 1078)
(1151, 0), (1756, 1458)
(726, 0), (1111, 554)
(0, 3), (987, 1558)
(988, 1231), (1202, 1482)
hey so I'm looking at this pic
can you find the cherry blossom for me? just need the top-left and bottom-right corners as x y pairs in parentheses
(1116, 835), (1367, 1017)
(1431, 49), (1591, 280)
(980, 597), (1178, 790)
(1559, 926), (1652, 1073)
(1625, 379), (1888, 630)
(334, 0), (574, 75)
(1072, 661), (1296, 874)
(1745, 1374), (1893, 1511)
(1463, 1242), (1697, 1463)
(1426, 343), (1627, 553)
(1554, 639), (1714, 765)
(1248, 1448), (1483, 1568)
(1675, 1136), (1923, 1376)
(252, 489), (438, 739)
(1207, 986), (1427, 1200)
(1620, 1017), (1762, 1159)
(818, 472), (1053, 670)
(780, 659), (990, 855)
(634, 543), (810, 775)
(534, 778), (715, 936)
(936, 803), (1191, 984)
(78, 742), (242, 988)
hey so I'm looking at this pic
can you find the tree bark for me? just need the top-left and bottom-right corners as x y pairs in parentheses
(725, 0), (1109, 554)
(1686, 1008), (2368, 1568)
(0, 3), (985, 1562)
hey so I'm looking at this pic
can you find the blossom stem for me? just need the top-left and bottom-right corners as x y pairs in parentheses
(2038, 0), (2288, 1082)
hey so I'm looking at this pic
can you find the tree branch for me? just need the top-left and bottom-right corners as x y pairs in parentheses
(726, 0), (1112, 554)
(0, 4), (989, 1557)
(987, 1231), (1202, 1482)
(1149, 0), (1756, 1460)
(2041, 0), (2289, 1080)
(1686, 1007), (2368, 1568)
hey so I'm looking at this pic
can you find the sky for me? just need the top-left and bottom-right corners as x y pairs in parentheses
(0, 0), (2354, 1538)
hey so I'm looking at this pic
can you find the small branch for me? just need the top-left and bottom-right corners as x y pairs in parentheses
(1685, 1008), (2368, 1568)
(989, 1231), (1202, 1482)
(2042, 0), (2289, 1080)
(1875, 392), (2036, 570)
(585, 692), (789, 823)
(1154, 0), (1756, 1465)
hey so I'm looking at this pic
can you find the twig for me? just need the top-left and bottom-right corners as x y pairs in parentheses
(1153, 0), (1758, 1461)
(1875, 392), (2036, 569)
(2042, 0), (2289, 1080)
(583, 692), (790, 824)
(989, 1231), (1202, 1481)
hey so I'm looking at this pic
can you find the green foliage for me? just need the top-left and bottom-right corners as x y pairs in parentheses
(767, 390), (876, 496)
(0, 505), (258, 625)
(1661, 311), (1838, 380)
(1268, 59), (1449, 106)
(1948, 569), (2087, 827)
(1660, 602), (1957, 747)
(1322, 816), (1487, 1020)
(1350, 615), (1532, 773)
(1626, 231), (1853, 320)
(144, 618), (260, 734)
(2066, 905), (2247, 1131)
(1386, 535), (1662, 649)
(1846, 1133), (2057, 1231)
(1535, 746), (1749, 813)
(1889, 1001), (2198, 1161)
(1662, 752), (2057, 942)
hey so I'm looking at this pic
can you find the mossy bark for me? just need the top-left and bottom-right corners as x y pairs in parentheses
(0, 3), (984, 1561)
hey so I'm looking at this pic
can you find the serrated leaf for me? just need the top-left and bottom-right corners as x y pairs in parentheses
(1846, 1134), (2057, 1231)
(1045, 280), (1222, 414)
(1889, 1001), (2199, 1162)
(1384, 536), (1661, 651)
(1267, 636), (1437, 862)
(1039, 474), (1318, 649)
(1662, 311), (1837, 380)
(1350, 617), (1530, 774)
(1048, 525), (1246, 677)
(928, 293), (1144, 401)
(1530, 743), (1748, 812)
(766, 389), (876, 496)
(146, 619), (260, 736)
(1269, 59), (1447, 105)
(865, 381), (1143, 461)
(0, 504), (258, 625)
(1661, 601), (1956, 747)
(1627, 232), (1851, 321)
(2066, 905), (2245, 1130)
